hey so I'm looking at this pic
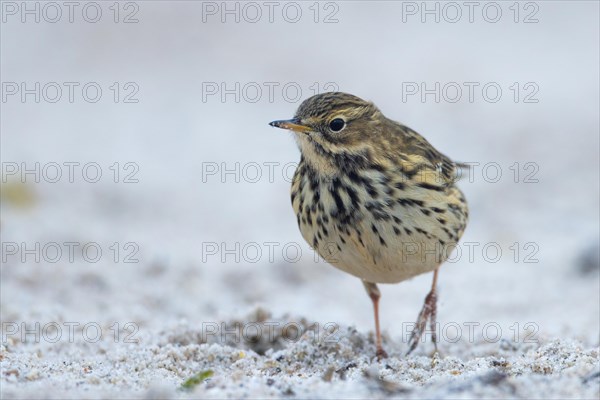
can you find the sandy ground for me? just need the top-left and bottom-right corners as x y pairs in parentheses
(1, 1), (599, 399)
(1, 311), (599, 399)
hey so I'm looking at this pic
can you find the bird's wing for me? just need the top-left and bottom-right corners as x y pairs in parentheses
(398, 124), (462, 186)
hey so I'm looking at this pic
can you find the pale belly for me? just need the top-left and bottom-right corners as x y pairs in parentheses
(292, 166), (468, 284)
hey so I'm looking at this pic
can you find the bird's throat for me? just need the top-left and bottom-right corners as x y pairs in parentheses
(294, 134), (340, 177)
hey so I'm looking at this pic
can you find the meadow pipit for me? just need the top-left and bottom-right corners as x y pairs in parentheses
(269, 92), (468, 358)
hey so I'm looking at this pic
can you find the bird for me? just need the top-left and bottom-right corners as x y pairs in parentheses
(269, 92), (468, 358)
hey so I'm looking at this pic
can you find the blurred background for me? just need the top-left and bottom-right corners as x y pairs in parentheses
(1, 0), (599, 356)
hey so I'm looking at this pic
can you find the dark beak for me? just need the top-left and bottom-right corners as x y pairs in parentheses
(269, 118), (311, 133)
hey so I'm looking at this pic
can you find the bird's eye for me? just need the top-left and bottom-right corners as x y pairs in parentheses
(329, 118), (346, 132)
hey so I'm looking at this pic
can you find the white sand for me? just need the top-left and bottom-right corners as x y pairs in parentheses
(1, 309), (599, 399)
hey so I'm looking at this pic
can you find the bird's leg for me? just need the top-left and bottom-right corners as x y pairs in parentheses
(406, 268), (440, 355)
(362, 281), (388, 359)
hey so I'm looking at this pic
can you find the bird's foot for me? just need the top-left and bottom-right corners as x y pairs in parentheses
(376, 347), (388, 360)
(406, 289), (438, 356)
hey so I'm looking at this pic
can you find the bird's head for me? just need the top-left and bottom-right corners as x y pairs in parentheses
(269, 92), (385, 171)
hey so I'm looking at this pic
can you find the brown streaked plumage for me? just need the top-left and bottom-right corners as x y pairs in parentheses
(269, 92), (468, 358)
